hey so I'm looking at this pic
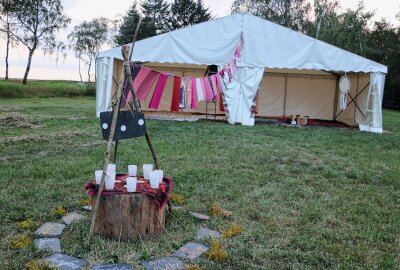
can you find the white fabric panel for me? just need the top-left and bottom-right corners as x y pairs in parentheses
(354, 74), (370, 125)
(242, 15), (387, 73)
(95, 57), (114, 117)
(359, 73), (385, 133)
(222, 66), (265, 126)
(285, 77), (336, 120)
(98, 14), (387, 74)
(258, 75), (285, 117)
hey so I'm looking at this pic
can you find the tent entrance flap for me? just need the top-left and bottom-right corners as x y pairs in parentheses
(359, 73), (385, 133)
(221, 66), (265, 126)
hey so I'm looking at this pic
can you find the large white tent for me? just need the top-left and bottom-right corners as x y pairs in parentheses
(96, 13), (388, 133)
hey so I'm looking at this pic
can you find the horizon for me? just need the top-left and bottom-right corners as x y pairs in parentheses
(1, 0), (399, 82)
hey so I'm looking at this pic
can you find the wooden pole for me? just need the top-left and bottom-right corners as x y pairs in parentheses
(89, 18), (143, 239)
(122, 50), (161, 170)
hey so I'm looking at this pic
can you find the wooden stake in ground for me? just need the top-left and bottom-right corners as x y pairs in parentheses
(89, 18), (143, 238)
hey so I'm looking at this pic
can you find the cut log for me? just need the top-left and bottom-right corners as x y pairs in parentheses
(91, 193), (165, 241)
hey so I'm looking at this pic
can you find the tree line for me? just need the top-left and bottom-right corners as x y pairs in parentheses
(0, 0), (399, 108)
(232, 0), (400, 108)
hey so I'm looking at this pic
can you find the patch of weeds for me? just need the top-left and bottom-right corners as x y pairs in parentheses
(54, 206), (67, 217)
(221, 223), (242, 238)
(139, 250), (151, 261)
(170, 193), (185, 205)
(186, 265), (203, 270)
(208, 240), (228, 262)
(80, 198), (91, 205)
(16, 218), (40, 229)
(9, 234), (33, 249)
(26, 258), (57, 270)
(209, 203), (232, 218)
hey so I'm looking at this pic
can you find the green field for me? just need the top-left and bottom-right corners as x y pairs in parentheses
(0, 97), (399, 269)
(0, 79), (92, 98)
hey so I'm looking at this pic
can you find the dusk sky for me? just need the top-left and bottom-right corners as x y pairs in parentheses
(1, 0), (399, 81)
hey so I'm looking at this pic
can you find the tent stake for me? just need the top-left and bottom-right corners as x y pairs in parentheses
(89, 18), (143, 240)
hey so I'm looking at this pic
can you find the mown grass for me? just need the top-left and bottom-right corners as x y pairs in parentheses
(0, 79), (93, 98)
(0, 98), (399, 269)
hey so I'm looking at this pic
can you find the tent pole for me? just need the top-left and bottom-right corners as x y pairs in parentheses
(353, 74), (359, 125)
(89, 19), (143, 240)
(283, 76), (288, 117)
(333, 75), (339, 121)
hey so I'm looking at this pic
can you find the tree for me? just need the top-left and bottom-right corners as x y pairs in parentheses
(68, 18), (109, 82)
(6, 0), (70, 84)
(141, 0), (170, 33)
(231, 0), (311, 32)
(311, 0), (340, 38)
(317, 2), (373, 56)
(115, 3), (157, 46)
(0, 0), (18, 80)
(167, 0), (212, 31)
(366, 19), (400, 108)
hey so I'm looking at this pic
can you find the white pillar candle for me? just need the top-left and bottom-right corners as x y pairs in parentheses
(128, 165), (137, 177)
(105, 173), (115, 190)
(143, 164), (153, 179)
(149, 171), (160, 189)
(95, 170), (103, 185)
(153, 170), (164, 184)
(107, 163), (116, 174)
(126, 177), (137, 192)
(105, 163), (116, 190)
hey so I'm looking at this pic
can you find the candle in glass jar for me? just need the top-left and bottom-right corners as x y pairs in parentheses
(153, 170), (164, 184)
(128, 165), (137, 177)
(143, 164), (153, 179)
(126, 177), (137, 192)
(149, 171), (159, 189)
(105, 163), (116, 190)
(95, 170), (103, 185)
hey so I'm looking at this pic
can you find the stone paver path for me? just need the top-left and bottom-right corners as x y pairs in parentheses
(34, 238), (62, 253)
(196, 227), (220, 240)
(91, 263), (132, 269)
(62, 212), (83, 225)
(190, 212), (210, 221)
(141, 257), (185, 270)
(172, 242), (209, 261)
(35, 222), (66, 237)
(43, 253), (88, 270)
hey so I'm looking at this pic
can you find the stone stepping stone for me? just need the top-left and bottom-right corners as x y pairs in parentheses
(196, 227), (220, 240)
(62, 212), (83, 225)
(141, 257), (185, 270)
(34, 238), (61, 253)
(172, 205), (183, 210)
(82, 205), (92, 211)
(35, 222), (66, 237)
(42, 253), (88, 270)
(190, 212), (210, 221)
(172, 242), (209, 261)
(92, 263), (132, 269)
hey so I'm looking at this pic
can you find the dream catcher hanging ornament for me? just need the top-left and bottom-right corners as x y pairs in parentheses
(339, 74), (351, 110)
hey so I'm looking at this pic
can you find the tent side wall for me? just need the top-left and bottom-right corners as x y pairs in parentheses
(108, 60), (373, 127)
(258, 70), (337, 120)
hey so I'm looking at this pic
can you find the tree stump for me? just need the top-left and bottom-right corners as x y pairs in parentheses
(91, 193), (165, 241)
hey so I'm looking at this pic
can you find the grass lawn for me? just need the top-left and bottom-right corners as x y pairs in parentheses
(0, 97), (399, 269)
(0, 79), (90, 98)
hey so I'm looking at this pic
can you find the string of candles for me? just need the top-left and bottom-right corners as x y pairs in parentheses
(94, 164), (164, 191)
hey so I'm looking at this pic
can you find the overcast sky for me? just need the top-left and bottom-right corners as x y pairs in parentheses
(1, 0), (399, 81)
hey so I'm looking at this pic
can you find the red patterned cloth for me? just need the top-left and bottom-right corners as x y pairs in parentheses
(84, 174), (172, 208)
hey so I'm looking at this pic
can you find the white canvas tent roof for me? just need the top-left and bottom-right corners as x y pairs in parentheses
(98, 13), (387, 74)
(97, 13), (387, 133)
